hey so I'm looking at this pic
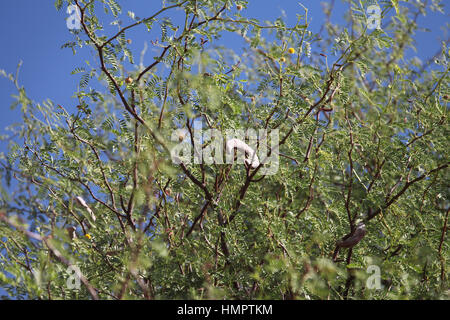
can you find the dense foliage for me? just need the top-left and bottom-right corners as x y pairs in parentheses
(0, 0), (448, 299)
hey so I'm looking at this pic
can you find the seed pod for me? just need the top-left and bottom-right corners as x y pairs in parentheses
(125, 76), (133, 84)
(66, 226), (77, 240)
(226, 138), (260, 168)
(75, 196), (96, 222)
(337, 222), (367, 248)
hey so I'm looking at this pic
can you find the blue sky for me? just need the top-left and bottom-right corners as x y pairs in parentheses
(0, 0), (447, 299)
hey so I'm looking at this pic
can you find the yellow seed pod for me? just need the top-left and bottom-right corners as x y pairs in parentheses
(85, 234), (92, 240)
(280, 57), (286, 63)
(288, 48), (295, 54)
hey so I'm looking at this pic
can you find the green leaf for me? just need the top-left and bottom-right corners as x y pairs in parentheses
(391, 0), (399, 14)
(54, 0), (63, 10)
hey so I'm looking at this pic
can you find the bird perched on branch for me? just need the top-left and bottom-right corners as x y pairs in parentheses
(337, 222), (367, 248)
(332, 221), (367, 261)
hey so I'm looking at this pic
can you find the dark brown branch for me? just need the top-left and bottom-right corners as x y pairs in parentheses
(368, 162), (449, 221)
